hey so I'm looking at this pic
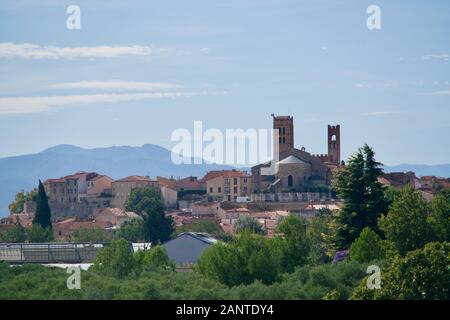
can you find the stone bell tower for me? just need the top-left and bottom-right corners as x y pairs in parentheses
(327, 124), (340, 164)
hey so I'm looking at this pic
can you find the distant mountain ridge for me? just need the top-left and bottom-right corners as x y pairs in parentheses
(0, 144), (448, 217)
(0, 144), (238, 217)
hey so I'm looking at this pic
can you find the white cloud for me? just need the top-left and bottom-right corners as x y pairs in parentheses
(423, 90), (450, 96)
(0, 91), (214, 115)
(47, 81), (183, 91)
(421, 54), (449, 61)
(354, 83), (373, 89)
(0, 42), (172, 59)
(365, 111), (400, 116)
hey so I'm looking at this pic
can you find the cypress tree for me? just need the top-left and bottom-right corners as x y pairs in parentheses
(332, 144), (388, 249)
(33, 180), (52, 229)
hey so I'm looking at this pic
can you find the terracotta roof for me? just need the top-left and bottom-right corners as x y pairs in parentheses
(63, 172), (89, 180)
(44, 178), (66, 184)
(88, 174), (111, 181)
(202, 170), (250, 181)
(114, 175), (152, 182)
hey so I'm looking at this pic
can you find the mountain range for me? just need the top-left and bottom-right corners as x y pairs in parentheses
(0, 144), (236, 217)
(0, 144), (449, 217)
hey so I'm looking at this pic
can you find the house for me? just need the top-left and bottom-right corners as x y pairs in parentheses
(378, 172), (421, 189)
(87, 175), (113, 197)
(111, 175), (159, 208)
(162, 232), (217, 266)
(160, 185), (178, 208)
(203, 170), (252, 202)
(157, 176), (205, 191)
(53, 217), (113, 240)
(93, 207), (140, 227)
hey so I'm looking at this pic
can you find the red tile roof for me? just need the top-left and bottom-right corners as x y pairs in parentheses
(114, 175), (152, 182)
(203, 170), (250, 181)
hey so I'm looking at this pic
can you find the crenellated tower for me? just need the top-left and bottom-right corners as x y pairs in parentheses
(327, 125), (340, 164)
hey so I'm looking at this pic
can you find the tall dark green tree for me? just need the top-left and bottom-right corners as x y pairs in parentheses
(33, 180), (52, 229)
(332, 144), (388, 249)
(125, 188), (174, 244)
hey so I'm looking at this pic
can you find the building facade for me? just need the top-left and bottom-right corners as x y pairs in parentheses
(111, 175), (159, 209)
(204, 170), (252, 202)
(252, 115), (341, 193)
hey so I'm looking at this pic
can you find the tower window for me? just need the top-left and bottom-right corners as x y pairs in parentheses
(283, 127), (286, 134)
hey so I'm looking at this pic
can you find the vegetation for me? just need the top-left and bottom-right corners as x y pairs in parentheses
(351, 242), (449, 300)
(349, 227), (385, 263)
(379, 186), (431, 256)
(276, 214), (310, 272)
(26, 224), (54, 243)
(70, 228), (112, 243)
(197, 232), (282, 286)
(175, 220), (232, 242)
(0, 221), (27, 243)
(114, 218), (146, 242)
(125, 188), (174, 244)
(33, 180), (52, 230)
(8, 188), (37, 214)
(332, 144), (388, 249)
(0, 144), (448, 300)
(233, 215), (265, 235)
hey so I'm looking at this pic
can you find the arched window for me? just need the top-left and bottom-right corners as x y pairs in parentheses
(288, 175), (293, 187)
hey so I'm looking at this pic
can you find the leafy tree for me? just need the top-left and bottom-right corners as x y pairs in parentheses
(70, 228), (112, 242)
(139, 246), (175, 271)
(428, 191), (450, 242)
(276, 214), (310, 272)
(0, 221), (27, 243)
(384, 186), (401, 207)
(307, 208), (334, 264)
(332, 144), (388, 249)
(33, 180), (52, 230)
(379, 186), (430, 256)
(349, 227), (385, 263)
(8, 189), (38, 214)
(125, 188), (174, 244)
(233, 215), (265, 235)
(27, 224), (54, 243)
(92, 238), (137, 278)
(115, 218), (146, 242)
(351, 242), (449, 300)
(197, 232), (282, 286)
(322, 288), (340, 300)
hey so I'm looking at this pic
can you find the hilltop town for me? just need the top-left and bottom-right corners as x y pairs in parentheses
(1, 115), (448, 243)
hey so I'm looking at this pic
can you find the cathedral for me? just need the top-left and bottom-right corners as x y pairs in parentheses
(251, 115), (341, 193)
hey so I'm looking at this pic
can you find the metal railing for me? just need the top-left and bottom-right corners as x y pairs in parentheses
(0, 242), (110, 264)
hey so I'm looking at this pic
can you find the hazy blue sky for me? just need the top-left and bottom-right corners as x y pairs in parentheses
(0, 0), (449, 165)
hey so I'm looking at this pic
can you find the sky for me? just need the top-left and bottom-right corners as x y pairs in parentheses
(0, 0), (449, 166)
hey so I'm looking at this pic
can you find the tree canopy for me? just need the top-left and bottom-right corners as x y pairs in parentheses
(125, 188), (174, 244)
(332, 144), (388, 249)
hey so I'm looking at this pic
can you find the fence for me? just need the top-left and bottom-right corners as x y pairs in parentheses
(0, 242), (109, 264)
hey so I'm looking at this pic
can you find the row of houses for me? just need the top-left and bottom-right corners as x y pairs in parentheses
(43, 169), (253, 214)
